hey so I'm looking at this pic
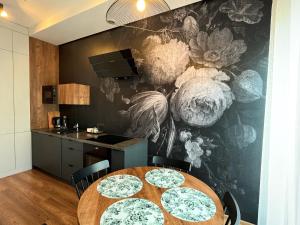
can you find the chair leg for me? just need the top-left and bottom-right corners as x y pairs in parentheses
(225, 217), (230, 225)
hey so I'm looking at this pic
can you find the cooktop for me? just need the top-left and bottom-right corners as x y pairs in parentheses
(88, 135), (132, 145)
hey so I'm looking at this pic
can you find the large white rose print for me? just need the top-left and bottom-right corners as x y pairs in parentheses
(171, 67), (234, 127)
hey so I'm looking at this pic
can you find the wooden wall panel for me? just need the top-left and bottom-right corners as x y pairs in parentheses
(30, 37), (59, 129)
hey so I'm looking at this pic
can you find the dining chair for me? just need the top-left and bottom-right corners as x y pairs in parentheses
(223, 192), (241, 225)
(151, 155), (191, 173)
(71, 160), (110, 198)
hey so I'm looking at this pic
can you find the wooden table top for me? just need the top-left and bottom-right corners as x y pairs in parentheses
(77, 167), (224, 225)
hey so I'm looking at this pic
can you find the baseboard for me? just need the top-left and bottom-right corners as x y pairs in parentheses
(0, 167), (32, 179)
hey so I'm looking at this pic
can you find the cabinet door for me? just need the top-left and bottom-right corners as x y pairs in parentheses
(32, 133), (61, 177)
(15, 132), (32, 171)
(32, 133), (42, 168)
(0, 27), (12, 51)
(58, 84), (90, 105)
(13, 32), (29, 55)
(61, 139), (83, 182)
(0, 49), (14, 134)
(14, 53), (30, 133)
(0, 134), (15, 173)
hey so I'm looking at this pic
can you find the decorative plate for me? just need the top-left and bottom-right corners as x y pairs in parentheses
(145, 168), (185, 188)
(161, 187), (216, 222)
(100, 198), (164, 225)
(97, 175), (143, 198)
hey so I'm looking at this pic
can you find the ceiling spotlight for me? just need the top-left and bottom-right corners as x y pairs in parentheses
(0, 3), (8, 17)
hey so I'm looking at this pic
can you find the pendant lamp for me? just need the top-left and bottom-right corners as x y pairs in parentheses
(0, 3), (8, 17)
(106, 0), (170, 25)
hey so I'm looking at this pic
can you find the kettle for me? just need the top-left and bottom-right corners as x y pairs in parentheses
(52, 117), (61, 128)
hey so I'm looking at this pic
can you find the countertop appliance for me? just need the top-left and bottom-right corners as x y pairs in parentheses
(52, 115), (68, 130)
(88, 49), (138, 79)
(42, 85), (57, 104)
(52, 117), (61, 128)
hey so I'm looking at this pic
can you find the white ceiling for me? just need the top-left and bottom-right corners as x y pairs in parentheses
(1, 0), (106, 28)
(1, 0), (200, 45)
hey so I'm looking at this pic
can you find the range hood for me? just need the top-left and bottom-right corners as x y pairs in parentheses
(89, 49), (138, 79)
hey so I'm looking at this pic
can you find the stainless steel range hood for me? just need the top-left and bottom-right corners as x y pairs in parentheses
(89, 49), (138, 79)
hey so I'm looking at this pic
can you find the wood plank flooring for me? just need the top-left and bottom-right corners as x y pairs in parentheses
(0, 169), (78, 225)
(0, 169), (254, 225)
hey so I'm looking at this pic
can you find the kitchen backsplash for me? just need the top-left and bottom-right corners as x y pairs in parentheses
(59, 0), (273, 222)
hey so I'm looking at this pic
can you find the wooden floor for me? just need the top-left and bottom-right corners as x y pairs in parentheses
(0, 169), (253, 225)
(0, 169), (78, 225)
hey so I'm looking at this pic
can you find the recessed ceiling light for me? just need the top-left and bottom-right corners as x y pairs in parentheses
(0, 3), (8, 17)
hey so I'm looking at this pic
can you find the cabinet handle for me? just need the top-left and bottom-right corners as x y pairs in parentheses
(68, 164), (74, 168)
(68, 147), (74, 151)
(94, 147), (99, 150)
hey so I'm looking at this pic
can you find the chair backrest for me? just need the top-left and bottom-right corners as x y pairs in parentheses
(71, 160), (110, 198)
(152, 155), (191, 173)
(223, 192), (241, 225)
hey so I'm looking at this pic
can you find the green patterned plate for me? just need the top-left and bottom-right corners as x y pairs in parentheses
(97, 175), (143, 199)
(161, 187), (216, 222)
(100, 198), (164, 225)
(145, 168), (185, 188)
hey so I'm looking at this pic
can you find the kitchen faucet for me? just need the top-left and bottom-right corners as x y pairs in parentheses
(73, 123), (79, 132)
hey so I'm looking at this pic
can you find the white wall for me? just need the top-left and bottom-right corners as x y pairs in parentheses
(0, 19), (31, 178)
(259, 0), (300, 224)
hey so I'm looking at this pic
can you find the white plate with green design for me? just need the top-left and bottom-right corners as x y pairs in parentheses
(97, 175), (143, 199)
(100, 198), (164, 225)
(161, 187), (216, 222)
(145, 168), (185, 188)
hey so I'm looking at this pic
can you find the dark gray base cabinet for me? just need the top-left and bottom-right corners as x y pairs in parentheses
(111, 140), (148, 171)
(32, 132), (148, 183)
(32, 133), (62, 178)
(32, 133), (86, 182)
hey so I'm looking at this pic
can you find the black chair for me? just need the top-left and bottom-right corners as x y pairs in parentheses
(71, 160), (110, 198)
(151, 155), (191, 173)
(223, 192), (241, 225)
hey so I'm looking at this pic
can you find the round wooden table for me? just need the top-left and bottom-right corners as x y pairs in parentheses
(77, 167), (224, 225)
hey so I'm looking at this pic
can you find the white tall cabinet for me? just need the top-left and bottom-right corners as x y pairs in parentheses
(0, 22), (31, 178)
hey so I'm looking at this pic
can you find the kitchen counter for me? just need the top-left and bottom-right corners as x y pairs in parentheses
(32, 129), (148, 181)
(31, 128), (146, 151)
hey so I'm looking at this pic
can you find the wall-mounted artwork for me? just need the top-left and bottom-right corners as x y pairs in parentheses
(60, 0), (273, 222)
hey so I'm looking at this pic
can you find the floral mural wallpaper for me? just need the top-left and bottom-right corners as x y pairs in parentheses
(60, 0), (273, 223)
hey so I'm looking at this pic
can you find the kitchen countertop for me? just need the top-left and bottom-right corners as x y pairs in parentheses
(31, 129), (146, 151)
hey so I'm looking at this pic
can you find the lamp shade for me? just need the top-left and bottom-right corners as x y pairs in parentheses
(0, 3), (8, 17)
(106, 0), (170, 25)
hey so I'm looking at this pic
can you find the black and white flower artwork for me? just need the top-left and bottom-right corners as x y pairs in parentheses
(96, 0), (272, 222)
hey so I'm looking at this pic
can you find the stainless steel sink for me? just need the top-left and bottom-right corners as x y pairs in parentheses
(49, 129), (79, 135)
